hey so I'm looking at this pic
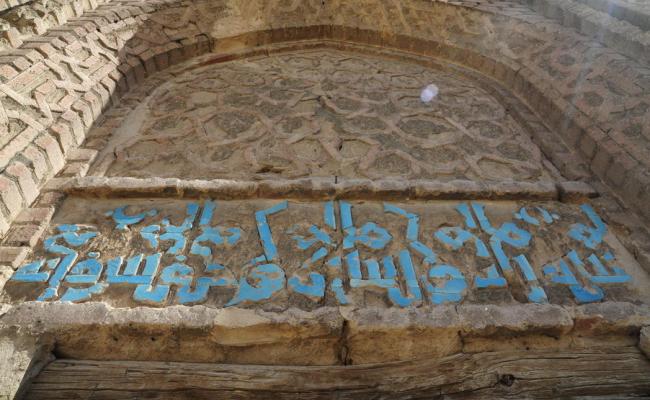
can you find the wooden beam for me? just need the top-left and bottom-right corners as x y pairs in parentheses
(25, 347), (650, 399)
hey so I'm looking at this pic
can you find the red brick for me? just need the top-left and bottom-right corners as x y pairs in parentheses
(35, 80), (56, 95)
(10, 56), (31, 72)
(49, 123), (76, 155)
(93, 85), (111, 109)
(100, 75), (119, 105)
(0, 64), (18, 81)
(83, 91), (102, 118)
(35, 133), (65, 172)
(22, 145), (49, 182)
(60, 110), (86, 145)
(72, 99), (94, 128)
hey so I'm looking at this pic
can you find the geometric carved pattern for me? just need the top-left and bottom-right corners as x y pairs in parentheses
(91, 50), (561, 182)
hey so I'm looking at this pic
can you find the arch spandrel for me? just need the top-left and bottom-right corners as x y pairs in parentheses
(0, 0), (650, 398)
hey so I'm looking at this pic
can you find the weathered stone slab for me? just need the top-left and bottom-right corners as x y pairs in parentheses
(63, 176), (599, 202)
(641, 327), (650, 359)
(572, 302), (650, 335)
(0, 303), (343, 365)
(1, 301), (647, 365)
(0, 327), (52, 400)
(3, 197), (648, 310)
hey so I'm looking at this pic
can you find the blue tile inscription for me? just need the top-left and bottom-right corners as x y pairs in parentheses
(9, 201), (632, 306)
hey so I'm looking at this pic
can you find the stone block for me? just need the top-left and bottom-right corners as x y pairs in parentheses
(34, 192), (65, 208)
(0, 246), (29, 268)
(335, 179), (374, 199)
(40, 177), (73, 193)
(550, 151), (591, 181)
(0, 327), (53, 400)
(640, 327), (649, 359)
(57, 93), (76, 110)
(371, 179), (413, 200)
(341, 306), (462, 364)
(572, 302), (650, 336)
(458, 304), (573, 338)
(21, 145), (49, 182)
(34, 80), (56, 95)
(13, 207), (54, 225)
(0, 303), (343, 365)
(557, 181), (598, 202)
(139, 49), (158, 76)
(257, 179), (312, 198)
(60, 162), (90, 178)
(3, 224), (46, 247)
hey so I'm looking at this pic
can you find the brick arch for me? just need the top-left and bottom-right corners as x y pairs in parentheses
(1, 0), (649, 237)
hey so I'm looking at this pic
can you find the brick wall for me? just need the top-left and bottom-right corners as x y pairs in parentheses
(0, 0), (215, 236)
(0, 0), (109, 50)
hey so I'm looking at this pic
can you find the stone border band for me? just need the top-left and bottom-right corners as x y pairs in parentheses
(57, 177), (598, 202)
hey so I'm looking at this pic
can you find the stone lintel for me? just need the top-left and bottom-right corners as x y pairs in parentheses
(0, 301), (647, 365)
(60, 177), (598, 202)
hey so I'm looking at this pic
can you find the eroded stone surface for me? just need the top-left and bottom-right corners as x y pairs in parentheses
(641, 327), (650, 359)
(1, 301), (648, 365)
(0, 327), (51, 400)
(0, 303), (344, 364)
(89, 50), (560, 183)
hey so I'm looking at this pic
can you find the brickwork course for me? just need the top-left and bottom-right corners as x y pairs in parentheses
(0, 0), (648, 398)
